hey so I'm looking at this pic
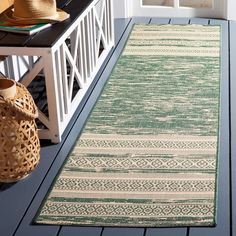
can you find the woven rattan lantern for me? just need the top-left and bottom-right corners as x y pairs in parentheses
(0, 78), (40, 183)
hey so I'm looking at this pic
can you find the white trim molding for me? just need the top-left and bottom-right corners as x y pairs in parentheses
(114, 0), (235, 20)
(113, 0), (131, 18)
(225, 0), (236, 20)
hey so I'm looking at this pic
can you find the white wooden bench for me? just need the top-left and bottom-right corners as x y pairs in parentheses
(0, 0), (114, 143)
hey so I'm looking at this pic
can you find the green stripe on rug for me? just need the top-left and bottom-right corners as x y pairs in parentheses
(35, 24), (221, 227)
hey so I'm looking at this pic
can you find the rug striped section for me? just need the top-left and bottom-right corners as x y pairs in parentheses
(35, 24), (221, 227)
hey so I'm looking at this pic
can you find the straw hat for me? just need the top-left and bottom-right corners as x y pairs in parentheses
(5, 0), (70, 25)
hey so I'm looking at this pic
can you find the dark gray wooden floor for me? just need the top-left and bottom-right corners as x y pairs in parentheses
(0, 17), (233, 236)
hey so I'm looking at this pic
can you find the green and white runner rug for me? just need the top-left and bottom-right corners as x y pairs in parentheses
(36, 24), (221, 227)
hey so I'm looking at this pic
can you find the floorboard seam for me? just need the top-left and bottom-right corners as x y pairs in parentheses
(56, 226), (62, 236)
(187, 227), (190, 236)
(100, 227), (105, 236)
(143, 228), (147, 236)
(228, 21), (233, 236)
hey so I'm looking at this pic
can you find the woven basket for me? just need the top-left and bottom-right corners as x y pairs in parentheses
(0, 78), (40, 183)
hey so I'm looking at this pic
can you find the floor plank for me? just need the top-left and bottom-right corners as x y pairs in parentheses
(133, 17), (152, 24)
(230, 20), (236, 236)
(189, 18), (209, 25)
(102, 227), (145, 236)
(114, 18), (132, 44)
(150, 18), (170, 24)
(59, 227), (102, 236)
(0, 144), (62, 236)
(146, 228), (187, 236)
(189, 19), (230, 236)
(170, 18), (190, 24)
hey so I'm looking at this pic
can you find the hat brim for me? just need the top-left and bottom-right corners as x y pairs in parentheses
(4, 7), (69, 25)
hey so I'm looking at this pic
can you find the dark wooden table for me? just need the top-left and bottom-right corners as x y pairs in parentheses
(0, 0), (93, 47)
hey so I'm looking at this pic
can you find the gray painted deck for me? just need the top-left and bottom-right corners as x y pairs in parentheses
(0, 17), (233, 236)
